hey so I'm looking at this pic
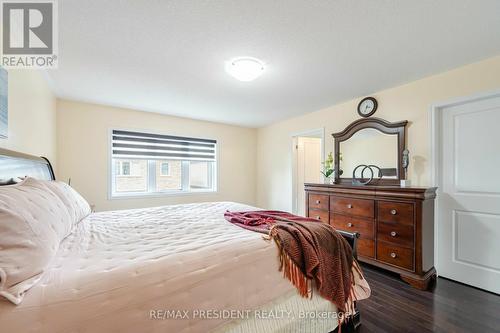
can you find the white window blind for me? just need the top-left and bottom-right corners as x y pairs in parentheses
(112, 130), (217, 161)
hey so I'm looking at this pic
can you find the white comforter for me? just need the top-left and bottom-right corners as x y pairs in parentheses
(1, 202), (335, 333)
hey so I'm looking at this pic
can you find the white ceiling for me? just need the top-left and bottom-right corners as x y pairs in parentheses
(47, 0), (500, 127)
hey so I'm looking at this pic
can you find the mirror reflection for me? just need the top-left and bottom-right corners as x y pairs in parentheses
(339, 128), (398, 179)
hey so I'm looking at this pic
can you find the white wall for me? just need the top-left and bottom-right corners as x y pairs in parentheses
(0, 70), (56, 164)
(256, 55), (500, 211)
(56, 99), (257, 211)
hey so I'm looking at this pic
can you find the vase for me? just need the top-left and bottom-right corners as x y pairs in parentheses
(324, 177), (335, 185)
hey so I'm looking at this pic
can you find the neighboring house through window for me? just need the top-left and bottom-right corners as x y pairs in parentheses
(160, 162), (170, 176)
(115, 161), (131, 176)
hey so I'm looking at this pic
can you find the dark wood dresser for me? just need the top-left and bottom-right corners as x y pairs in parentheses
(305, 183), (437, 290)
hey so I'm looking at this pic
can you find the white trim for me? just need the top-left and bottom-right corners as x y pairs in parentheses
(148, 160), (156, 189)
(110, 189), (218, 200)
(290, 128), (325, 215)
(181, 160), (190, 190)
(108, 127), (114, 199)
(289, 128), (325, 138)
(429, 89), (500, 274)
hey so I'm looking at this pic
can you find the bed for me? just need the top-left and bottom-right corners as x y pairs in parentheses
(0, 148), (366, 333)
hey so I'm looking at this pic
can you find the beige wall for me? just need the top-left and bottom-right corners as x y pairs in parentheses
(5, 56), (500, 215)
(56, 100), (257, 211)
(256, 55), (500, 211)
(0, 70), (56, 164)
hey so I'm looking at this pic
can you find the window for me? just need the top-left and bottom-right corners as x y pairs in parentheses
(115, 161), (132, 176)
(110, 130), (217, 197)
(155, 160), (181, 191)
(189, 161), (214, 190)
(160, 162), (170, 176)
(113, 159), (148, 193)
(121, 161), (130, 175)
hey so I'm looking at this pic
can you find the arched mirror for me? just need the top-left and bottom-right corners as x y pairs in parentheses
(332, 118), (408, 185)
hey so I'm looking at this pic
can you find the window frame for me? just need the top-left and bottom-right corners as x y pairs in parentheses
(115, 161), (123, 176)
(108, 129), (219, 199)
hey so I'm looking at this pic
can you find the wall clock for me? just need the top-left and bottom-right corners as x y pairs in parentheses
(357, 97), (378, 117)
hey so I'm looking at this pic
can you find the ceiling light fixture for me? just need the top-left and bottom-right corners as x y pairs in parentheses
(225, 57), (265, 82)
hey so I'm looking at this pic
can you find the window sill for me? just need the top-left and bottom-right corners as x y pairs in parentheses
(109, 190), (218, 200)
(115, 175), (143, 178)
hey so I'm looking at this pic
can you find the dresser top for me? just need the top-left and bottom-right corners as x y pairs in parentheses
(304, 183), (437, 200)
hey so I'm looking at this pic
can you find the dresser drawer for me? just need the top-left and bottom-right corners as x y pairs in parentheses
(377, 241), (414, 271)
(331, 214), (374, 239)
(377, 221), (414, 248)
(378, 201), (414, 225)
(308, 194), (329, 211)
(331, 197), (374, 219)
(357, 239), (375, 258)
(308, 209), (329, 223)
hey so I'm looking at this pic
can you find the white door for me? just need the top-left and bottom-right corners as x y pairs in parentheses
(296, 137), (321, 216)
(437, 94), (500, 294)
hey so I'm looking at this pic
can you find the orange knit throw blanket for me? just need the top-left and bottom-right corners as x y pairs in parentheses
(268, 220), (359, 316)
(224, 210), (367, 318)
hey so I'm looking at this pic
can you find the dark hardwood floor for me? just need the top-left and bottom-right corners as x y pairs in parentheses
(357, 264), (500, 333)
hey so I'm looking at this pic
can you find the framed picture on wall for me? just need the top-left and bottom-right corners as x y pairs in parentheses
(0, 66), (7, 138)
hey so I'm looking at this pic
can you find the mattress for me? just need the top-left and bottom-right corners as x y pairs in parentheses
(0, 202), (339, 333)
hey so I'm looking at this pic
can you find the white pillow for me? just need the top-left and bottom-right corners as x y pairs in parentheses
(38, 179), (91, 226)
(0, 177), (84, 305)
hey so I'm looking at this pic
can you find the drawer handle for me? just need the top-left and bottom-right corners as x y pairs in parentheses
(390, 231), (397, 237)
(315, 200), (321, 204)
(347, 204), (353, 209)
(390, 209), (397, 215)
(316, 215), (321, 220)
(390, 252), (397, 258)
(347, 223), (353, 227)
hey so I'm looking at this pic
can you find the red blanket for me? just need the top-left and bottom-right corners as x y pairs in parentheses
(224, 210), (364, 317)
(224, 210), (319, 233)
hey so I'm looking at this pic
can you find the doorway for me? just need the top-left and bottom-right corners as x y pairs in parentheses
(292, 129), (324, 216)
(432, 90), (500, 294)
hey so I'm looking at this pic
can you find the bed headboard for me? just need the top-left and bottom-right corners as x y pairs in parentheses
(0, 148), (55, 184)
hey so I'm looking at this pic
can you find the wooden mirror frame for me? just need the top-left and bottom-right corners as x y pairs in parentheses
(332, 117), (408, 185)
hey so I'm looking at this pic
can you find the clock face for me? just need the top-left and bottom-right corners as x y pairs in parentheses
(357, 97), (377, 117)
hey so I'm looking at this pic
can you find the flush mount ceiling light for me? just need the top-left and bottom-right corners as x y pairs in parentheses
(225, 57), (265, 82)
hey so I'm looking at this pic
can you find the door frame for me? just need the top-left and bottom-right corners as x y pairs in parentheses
(430, 89), (500, 274)
(291, 128), (325, 215)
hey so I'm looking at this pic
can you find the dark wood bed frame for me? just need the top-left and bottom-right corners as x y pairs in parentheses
(0, 147), (362, 333)
(334, 230), (361, 333)
(0, 148), (56, 183)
